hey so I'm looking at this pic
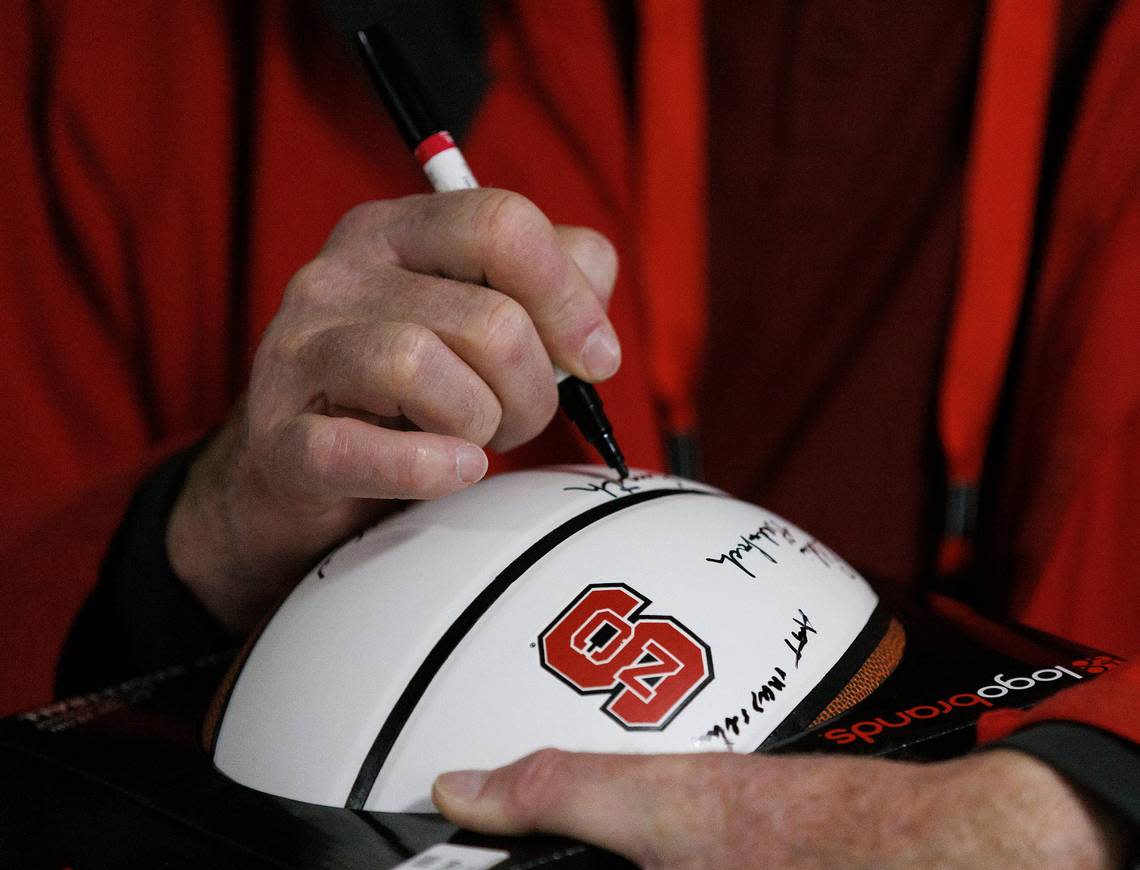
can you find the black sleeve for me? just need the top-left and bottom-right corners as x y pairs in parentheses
(996, 722), (1140, 867)
(55, 438), (236, 698)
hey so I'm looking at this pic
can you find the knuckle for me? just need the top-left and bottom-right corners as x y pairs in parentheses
(284, 257), (339, 307)
(327, 200), (403, 262)
(475, 195), (588, 330)
(501, 749), (566, 828)
(545, 279), (587, 328)
(475, 190), (549, 258)
(481, 296), (534, 369)
(334, 200), (390, 238)
(464, 394), (502, 447)
(385, 323), (440, 388)
(295, 420), (349, 491)
(251, 321), (320, 391)
(283, 323), (343, 383)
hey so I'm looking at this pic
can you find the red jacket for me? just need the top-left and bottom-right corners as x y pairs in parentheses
(3, 0), (1137, 751)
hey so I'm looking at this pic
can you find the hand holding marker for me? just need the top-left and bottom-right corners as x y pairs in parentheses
(352, 23), (629, 479)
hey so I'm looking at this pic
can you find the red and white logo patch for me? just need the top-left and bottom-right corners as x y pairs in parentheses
(539, 584), (714, 730)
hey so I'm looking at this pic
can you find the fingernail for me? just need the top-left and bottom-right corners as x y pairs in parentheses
(580, 324), (621, 380)
(434, 769), (490, 802)
(456, 445), (488, 483)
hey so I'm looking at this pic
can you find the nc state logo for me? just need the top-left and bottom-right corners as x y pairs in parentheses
(538, 584), (714, 730)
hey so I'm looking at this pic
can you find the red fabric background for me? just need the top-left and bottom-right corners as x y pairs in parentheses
(2, 2), (1136, 748)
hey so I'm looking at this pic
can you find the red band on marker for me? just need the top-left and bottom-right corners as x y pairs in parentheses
(413, 131), (457, 166)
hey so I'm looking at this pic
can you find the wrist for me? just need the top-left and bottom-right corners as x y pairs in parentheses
(166, 419), (305, 632)
(166, 423), (267, 633)
(166, 415), (396, 634)
(989, 722), (1140, 869)
(948, 749), (1128, 868)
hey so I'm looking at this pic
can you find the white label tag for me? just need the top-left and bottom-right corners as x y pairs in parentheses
(422, 148), (478, 192)
(391, 843), (510, 870)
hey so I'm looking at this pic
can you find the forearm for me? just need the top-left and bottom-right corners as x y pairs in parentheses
(432, 749), (1129, 868)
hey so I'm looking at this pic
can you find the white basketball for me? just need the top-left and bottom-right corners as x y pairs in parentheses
(208, 467), (901, 812)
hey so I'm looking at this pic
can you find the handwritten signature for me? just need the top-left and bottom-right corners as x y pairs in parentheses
(699, 609), (817, 747)
(704, 520), (796, 578)
(785, 609), (817, 668)
(705, 519), (858, 582)
(703, 666), (790, 745)
(562, 470), (679, 500)
(798, 539), (858, 578)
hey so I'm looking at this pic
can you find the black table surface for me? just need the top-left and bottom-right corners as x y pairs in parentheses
(1, 595), (1113, 869)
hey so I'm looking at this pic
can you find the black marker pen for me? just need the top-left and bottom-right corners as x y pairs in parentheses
(352, 25), (628, 479)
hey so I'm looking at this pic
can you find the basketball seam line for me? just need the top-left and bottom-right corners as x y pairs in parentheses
(345, 487), (715, 809)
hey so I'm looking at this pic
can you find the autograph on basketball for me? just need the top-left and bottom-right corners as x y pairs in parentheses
(698, 608), (818, 747)
(705, 519), (857, 580)
(561, 470), (687, 500)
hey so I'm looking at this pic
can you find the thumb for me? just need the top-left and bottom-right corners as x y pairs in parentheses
(432, 749), (721, 866)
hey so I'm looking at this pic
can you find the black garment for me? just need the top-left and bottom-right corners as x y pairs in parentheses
(55, 439), (232, 698)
